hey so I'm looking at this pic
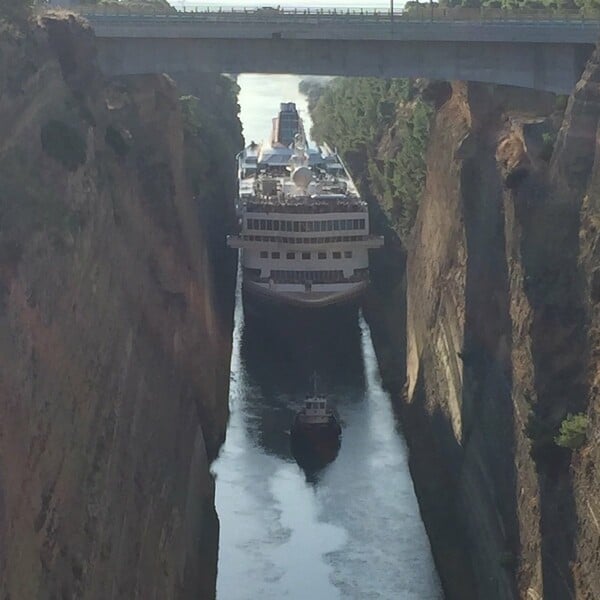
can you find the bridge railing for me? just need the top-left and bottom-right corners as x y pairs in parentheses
(61, 4), (600, 23)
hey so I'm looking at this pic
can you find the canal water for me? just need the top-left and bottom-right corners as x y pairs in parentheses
(212, 75), (442, 599)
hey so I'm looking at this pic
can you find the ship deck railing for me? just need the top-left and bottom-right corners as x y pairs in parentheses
(228, 234), (384, 247)
(245, 199), (366, 214)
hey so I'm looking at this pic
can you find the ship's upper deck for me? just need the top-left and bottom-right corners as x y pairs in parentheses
(245, 195), (366, 214)
(237, 105), (365, 216)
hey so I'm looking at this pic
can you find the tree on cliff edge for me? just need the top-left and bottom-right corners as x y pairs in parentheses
(0, 0), (34, 27)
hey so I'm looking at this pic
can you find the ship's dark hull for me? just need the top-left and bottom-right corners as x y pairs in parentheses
(242, 282), (360, 330)
(242, 278), (368, 311)
(241, 285), (363, 383)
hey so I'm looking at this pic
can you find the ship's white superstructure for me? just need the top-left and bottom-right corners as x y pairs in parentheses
(228, 102), (383, 309)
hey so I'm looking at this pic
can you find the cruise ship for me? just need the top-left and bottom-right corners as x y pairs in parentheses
(228, 102), (383, 311)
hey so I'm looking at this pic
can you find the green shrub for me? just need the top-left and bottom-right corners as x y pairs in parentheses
(298, 78), (328, 113)
(41, 120), (87, 171)
(555, 413), (589, 449)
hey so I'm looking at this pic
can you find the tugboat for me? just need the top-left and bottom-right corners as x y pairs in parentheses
(290, 377), (342, 472)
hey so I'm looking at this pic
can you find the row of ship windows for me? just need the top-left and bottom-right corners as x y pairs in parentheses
(259, 251), (353, 260)
(246, 218), (366, 232)
(243, 235), (366, 244)
(307, 402), (326, 410)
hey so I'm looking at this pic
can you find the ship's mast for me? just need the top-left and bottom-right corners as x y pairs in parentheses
(310, 371), (320, 396)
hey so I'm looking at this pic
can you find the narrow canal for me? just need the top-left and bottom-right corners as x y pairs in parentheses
(212, 75), (443, 599)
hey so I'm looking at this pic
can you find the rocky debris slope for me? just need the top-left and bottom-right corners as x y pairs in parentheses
(0, 15), (239, 599)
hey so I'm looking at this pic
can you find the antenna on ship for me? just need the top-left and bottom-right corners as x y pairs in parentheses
(310, 371), (320, 396)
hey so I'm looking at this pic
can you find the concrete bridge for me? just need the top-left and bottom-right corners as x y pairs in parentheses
(80, 8), (600, 93)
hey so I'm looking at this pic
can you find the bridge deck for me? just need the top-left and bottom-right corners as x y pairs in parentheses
(83, 11), (600, 44)
(59, 7), (600, 93)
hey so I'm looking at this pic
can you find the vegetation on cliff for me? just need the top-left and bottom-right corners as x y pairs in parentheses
(298, 78), (329, 114)
(555, 413), (590, 449)
(309, 77), (431, 242)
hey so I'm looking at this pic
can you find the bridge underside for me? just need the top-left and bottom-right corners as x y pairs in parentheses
(95, 37), (592, 93)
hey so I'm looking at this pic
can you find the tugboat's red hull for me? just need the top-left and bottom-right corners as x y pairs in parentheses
(290, 417), (341, 472)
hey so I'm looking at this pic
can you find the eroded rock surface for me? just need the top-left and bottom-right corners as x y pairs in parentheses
(399, 72), (598, 599)
(0, 15), (239, 599)
(308, 56), (600, 600)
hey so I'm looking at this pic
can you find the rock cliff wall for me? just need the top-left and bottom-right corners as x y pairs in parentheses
(309, 62), (599, 598)
(392, 76), (599, 599)
(404, 82), (558, 599)
(0, 15), (240, 599)
(558, 52), (600, 600)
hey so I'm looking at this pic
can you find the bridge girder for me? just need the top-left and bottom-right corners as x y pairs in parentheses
(95, 36), (592, 94)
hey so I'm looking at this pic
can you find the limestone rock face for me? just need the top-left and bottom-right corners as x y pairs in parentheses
(563, 47), (600, 600)
(0, 15), (237, 600)
(360, 67), (600, 599)
(401, 67), (599, 599)
(304, 47), (600, 598)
